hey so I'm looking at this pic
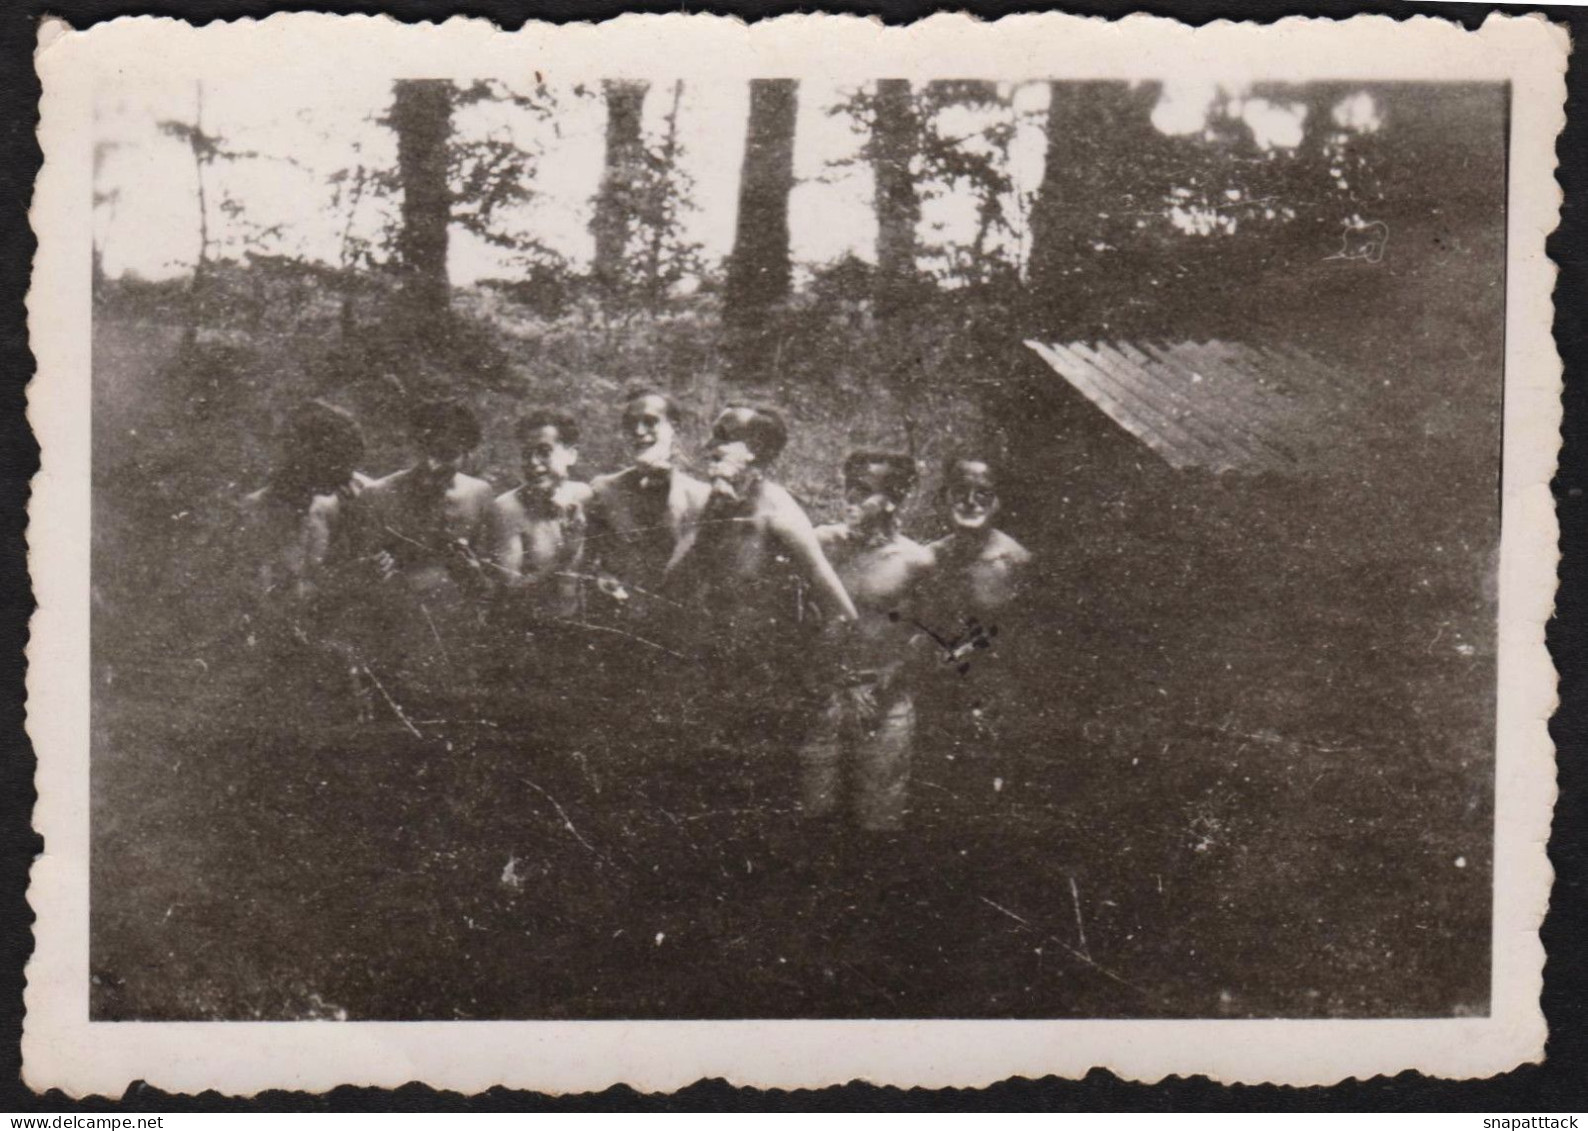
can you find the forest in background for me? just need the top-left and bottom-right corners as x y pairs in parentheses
(91, 78), (1504, 532)
(95, 76), (1475, 332)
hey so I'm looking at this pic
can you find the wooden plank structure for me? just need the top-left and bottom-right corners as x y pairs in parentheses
(1023, 338), (1352, 474)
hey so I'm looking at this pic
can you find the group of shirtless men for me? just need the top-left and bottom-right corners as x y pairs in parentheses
(240, 389), (1033, 832)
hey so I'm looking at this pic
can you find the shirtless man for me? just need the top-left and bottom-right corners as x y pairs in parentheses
(799, 452), (935, 831)
(586, 389), (710, 622)
(347, 399), (496, 704)
(238, 399), (369, 606)
(355, 398), (496, 596)
(921, 456), (1035, 770)
(927, 456), (1033, 618)
(491, 409), (591, 621)
(665, 405), (856, 784)
(234, 400), (371, 719)
(670, 404), (858, 638)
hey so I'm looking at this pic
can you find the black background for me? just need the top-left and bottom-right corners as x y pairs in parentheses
(1, 0), (1583, 1112)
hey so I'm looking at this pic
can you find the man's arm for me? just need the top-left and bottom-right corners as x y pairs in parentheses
(769, 492), (858, 622)
(490, 495), (525, 585)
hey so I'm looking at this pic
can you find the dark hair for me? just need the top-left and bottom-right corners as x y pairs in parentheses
(714, 404), (788, 464)
(620, 386), (682, 425)
(408, 398), (482, 455)
(517, 409), (580, 447)
(281, 399), (365, 466)
(843, 451), (917, 501)
(943, 454), (999, 488)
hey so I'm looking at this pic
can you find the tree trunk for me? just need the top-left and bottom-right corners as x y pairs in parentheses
(1026, 81), (1161, 327)
(591, 80), (650, 295)
(871, 79), (919, 317)
(725, 79), (798, 329)
(639, 81), (687, 310)
(1293, 83), (1351, 253)
(391, 79), (454, 328)
(184, 81), (211, 346)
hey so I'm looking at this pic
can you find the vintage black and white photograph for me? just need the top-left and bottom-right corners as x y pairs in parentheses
(25, 12), (1562, 1093)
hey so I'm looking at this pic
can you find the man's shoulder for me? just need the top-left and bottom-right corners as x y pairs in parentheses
(985, 529), (1033, 565)
(759, 480), (810, 520)
(672, 469), (710, 502)
(492, 485), (527, 516)
(590, 467), (635, 498)
(759, 479), (801, 508)
(327, 472), (375, 510)
(455, 472), (496, 502)
(361, 468), (406, 497)
(893, 534), (936, 568)
(813, 522), (848, 547)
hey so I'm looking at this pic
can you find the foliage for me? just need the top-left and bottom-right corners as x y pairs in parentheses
(314, 79), (574, 288)
(829, 80), (1042, 291)
(587, 81), (707, 311)
(802, 254), (875, 310)
(121, 78), (1482, 350)
(626, 82), (707, 309)
(1128, 88), (1399, 251)
(444, 79), (569, 273)
(824, 79), (1409, 326)
(325, 137), (401, 274)
(157, 85), (280, 332)
(155, 118), (264, 169)
(912, 81), (1032, 288)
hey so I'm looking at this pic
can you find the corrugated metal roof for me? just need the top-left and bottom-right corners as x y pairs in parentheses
(1023, 338), (1349, 474)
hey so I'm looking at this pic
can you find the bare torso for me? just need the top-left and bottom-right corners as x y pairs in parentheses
(239, 484), (358, 603)
(817, 526), (935, 672)
(679, 480), (856, 635)
(358, 467), (496, 594)
(492, 480), (591, 616)
(926, 527), (1033, 620)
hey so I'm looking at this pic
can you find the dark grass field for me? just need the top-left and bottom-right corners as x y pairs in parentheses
(87, 546), (1494, 1022)
(87, 211), (1501, 1020)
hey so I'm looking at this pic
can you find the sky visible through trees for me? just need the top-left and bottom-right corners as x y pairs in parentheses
(93, 73), (1381, 291)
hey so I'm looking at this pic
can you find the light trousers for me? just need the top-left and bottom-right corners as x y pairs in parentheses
(799, 682), (915, 831)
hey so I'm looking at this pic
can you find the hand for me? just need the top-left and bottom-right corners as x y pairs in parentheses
(452, 538), (484, 573)
(595, 572), (629, 602)
(374, 551), (397, 581)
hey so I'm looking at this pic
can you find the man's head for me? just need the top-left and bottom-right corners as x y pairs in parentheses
(706, 405), (788, 491)
(516, 410), (580, 492)
(619, 388), (681, 470)
(941, 456), (1001, 533)
(842, 451), (916, 533)
(276, 400), (364, 499)
(407, 399), (482, 486)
